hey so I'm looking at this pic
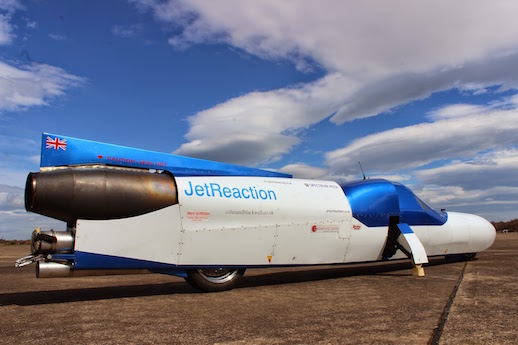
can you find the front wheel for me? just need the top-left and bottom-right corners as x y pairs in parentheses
(186, 268), (245, 292)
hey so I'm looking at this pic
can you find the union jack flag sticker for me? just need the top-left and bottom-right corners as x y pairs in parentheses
(46, 136), (67, 151)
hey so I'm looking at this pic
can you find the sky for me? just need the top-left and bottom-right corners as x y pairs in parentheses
(1, 0), (518, 239)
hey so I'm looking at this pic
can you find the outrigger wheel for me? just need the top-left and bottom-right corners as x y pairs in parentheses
(186, 268), (246, 292)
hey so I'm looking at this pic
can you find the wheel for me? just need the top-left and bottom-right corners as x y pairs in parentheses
(185, 268), (245, 292)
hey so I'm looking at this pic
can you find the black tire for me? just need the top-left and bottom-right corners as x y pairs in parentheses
(185, 268), (245, 292)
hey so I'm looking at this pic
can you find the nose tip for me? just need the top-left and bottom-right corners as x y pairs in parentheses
(470, 215), (496, 252)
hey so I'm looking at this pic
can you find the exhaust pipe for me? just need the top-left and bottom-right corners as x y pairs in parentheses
(25, 166), (178, 222)
(36, 261), (149, 278)
(37, 261), (72, 278)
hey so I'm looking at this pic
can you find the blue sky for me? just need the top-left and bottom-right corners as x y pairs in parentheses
(1, 0), (518, 239)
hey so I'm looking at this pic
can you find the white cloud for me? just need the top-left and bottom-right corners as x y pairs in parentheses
(0, 61), (86, 112)
(279, 164), (328, 179)
(176, 132), (298, 166)
(368, 174), (412, 183)
(0, 0), (23, 10)
(0, 210), (65, 240)
(0, 14), (13, 44)
(416, 185), (518, 222)
(277, 163), (412, 182)
(49, 33), (66, 41)
(0, 184), (65, 240)
(325, 102), (518, 175)
(427, 104), (489, 120)
(329, 52), (518, 124)
(0, 0), (23, 45)
(25, 19), (37, 29)
(112, 24), (142, 38)
(0, 2), (85, 114)
(416, 149), (518, 190)
(174, 73), (349, 164)
(139, 1), (518, 76)
(133, 1), (518, 166)
(0, 184), (24, 210)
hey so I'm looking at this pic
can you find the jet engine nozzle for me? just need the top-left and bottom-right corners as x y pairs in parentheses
(25, 167), (178, 222)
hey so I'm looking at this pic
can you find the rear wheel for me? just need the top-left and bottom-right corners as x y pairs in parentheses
(186, 268), (245, 292)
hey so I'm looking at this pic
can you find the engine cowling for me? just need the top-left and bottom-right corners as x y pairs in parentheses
(25, 166), (178, 223)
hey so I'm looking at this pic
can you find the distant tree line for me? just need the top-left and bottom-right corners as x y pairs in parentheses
(492, 218), (518, 232)
(0, 239), (31, 245)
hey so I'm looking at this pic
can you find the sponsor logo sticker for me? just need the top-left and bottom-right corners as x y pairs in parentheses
(186, 211), (211, 222)
(311, 224), (340, 233)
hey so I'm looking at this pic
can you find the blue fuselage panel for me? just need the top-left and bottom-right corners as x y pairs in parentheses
(40, 133), (291, 178)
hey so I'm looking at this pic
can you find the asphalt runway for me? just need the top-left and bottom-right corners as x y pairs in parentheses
(1, 233), (516, 344)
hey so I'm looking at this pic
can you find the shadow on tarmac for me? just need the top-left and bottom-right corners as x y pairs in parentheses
(1, 256), (468, 306)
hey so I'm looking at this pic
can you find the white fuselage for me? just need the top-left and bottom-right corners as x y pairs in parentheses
(73, 176), (496, 269)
